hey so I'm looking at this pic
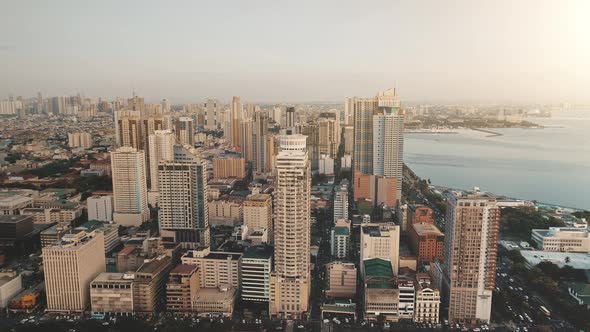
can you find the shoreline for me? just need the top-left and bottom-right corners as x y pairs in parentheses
(470, 127), (503, 137)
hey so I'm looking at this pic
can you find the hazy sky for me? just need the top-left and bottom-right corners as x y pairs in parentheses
(1, 0), (589, 103)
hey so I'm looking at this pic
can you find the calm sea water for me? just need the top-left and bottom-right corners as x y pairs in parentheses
(404, 109), (590, 209)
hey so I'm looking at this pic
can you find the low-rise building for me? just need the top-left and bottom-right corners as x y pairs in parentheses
(181, 247), (241, 289)
(241, 245), (273, 303)
(133, 256), (173, 313)
(193, 285), (237, 318)
(532, 227), (590, 253)
(326, 261), (357, 299)
(0, 270), (22, 308)
(567, 282), (590, 309)
(0, 215), (34, 249)
(40, 223), (71, 247)
(414, 273), (440, 323)
(0, 194), (32, 215)
(166, 264), (200, 312)
(407, 222), (444, 263)
(363, 258), (398, 322)
(90, 273), (134, 316)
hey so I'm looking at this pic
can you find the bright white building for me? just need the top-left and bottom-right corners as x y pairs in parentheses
(532, 227), (590, 253)
(87, 195), (113, 222)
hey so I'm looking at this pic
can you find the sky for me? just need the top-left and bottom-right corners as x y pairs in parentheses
(1, 0), (589, 104)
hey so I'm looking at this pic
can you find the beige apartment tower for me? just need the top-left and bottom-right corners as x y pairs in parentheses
(111, 147), (150, 226)
(269, 135), (311, 319)
(443, 190), (499, 324)
(43, 231), (106, 312)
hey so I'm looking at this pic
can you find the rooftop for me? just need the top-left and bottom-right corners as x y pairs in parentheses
(0, 215), (33, 224)
(136, 256), (171, 275)
(170, 264), (198, 275)
(243, 245), (273, 260)
(411, 222), (444, 236)
(333, 226), (350, 236)
(245, 193), (271, 202)
(364, 258), (393, 278)
(92, 272), (134, 284)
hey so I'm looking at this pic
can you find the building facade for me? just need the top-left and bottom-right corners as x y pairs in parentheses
(269, 135), (311, 319)
(43, 231), (106, 312)
(443, 190), (499, 324)
(111, 147), (149, 226)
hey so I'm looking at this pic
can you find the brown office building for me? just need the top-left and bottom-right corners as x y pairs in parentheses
(166, 264), (200, 312)
(213, 157), (245, 179)
(133, 256), (173, 313)
(409, 205), (434, 225)
(408, 222), (444, 263)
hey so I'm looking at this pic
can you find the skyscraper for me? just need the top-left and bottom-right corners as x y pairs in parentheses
(269, 134), (310, 319)
(157, 145), (210, 247)
(285, 106), (296, 133)
(231, 96), (242, 151)
(443, 190), (499, 324)
(373, 107), (404, 201)
(204, 98), (219, 130)
(111, 147), (149, 226)
(114, 110), (143, 149)
(252, 111), (269, 174)
(148, 130), (175, 192)
(351, 89), (403, 206)
(240, 118), (253, 162)
(318, 116), (340, 158)
(175, 117), (194, 147)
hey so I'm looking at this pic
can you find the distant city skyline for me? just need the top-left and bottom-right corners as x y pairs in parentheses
(1, 1), (589, 104)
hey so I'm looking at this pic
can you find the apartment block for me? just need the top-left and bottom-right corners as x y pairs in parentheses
(42, 230), (106, 312)
(166, 264), (200, 312)
(408, 222), (444, 263)
(213, 157), (245, 179)
(180, 247), (241, 289)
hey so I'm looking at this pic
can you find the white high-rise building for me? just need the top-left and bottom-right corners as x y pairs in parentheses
(269, 134), (311, 319)
(111, 147), (149, 226)
(87, 195), (113, 222)
(333, 184), (349, 222)
(158, 145), (210, 247)
(360, 223), (400, 276)
(331, 219), (351, 259)
(443, 190), (499, 324)
(373, 107), (404, 202)
(147, 130), (175, 192)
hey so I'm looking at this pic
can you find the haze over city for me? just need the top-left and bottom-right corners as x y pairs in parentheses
(0, 1), (589, 332)
(1, 0), (590, 103)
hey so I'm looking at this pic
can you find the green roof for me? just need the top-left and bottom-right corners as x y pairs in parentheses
(333, 226), (350, 236)
(243, 245), (273, 260)
(364, 258), (393, 278)
(569, 282), (590, 304)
